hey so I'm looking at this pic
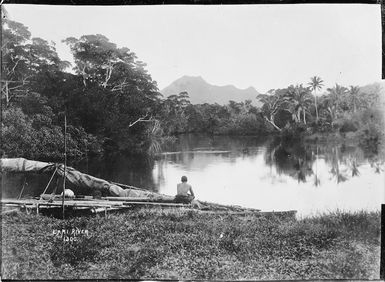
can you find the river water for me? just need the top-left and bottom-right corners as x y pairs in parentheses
(2, 134), (384, 216)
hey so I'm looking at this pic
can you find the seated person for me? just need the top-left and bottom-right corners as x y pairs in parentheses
(174, 176), (195, 204)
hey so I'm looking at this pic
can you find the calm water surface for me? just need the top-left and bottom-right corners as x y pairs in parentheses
(152, 134), (384, 216)
(3, 134), (384, 216)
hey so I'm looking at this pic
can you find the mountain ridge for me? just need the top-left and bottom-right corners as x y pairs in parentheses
(161, 76), (261, 105)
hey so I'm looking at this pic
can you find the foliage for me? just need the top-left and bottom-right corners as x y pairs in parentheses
(256, 78), (384, 154)
(357, 108), (385, 154)
(338, 119), (358, 133)
(1, 106), (102, 160)
(1, 19), (69, 107)
(159, 96), (269, 135)
(1, 19), (162, 159)
(257, 90), (287, 131)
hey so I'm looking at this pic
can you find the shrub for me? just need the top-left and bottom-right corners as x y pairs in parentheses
(339, 120), (358, 133)
(358, 122), (384, 154)
(2, 107), (103, 159)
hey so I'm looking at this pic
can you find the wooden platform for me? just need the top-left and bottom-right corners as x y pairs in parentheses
(1, 197), (296, 219)
(1, 198), (188, 217)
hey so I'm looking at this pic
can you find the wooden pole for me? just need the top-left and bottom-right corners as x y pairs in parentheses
(17, 177), (28, 200)
(0, 6), (4, 206)
(40, 167), (57, 199)
(62, 114), (67, 219)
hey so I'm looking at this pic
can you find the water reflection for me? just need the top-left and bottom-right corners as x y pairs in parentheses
(2, 134), (384, 216)
(264, 138), (384, 186)
(265, 140), (314, 183)
(154, 135), (384, 216)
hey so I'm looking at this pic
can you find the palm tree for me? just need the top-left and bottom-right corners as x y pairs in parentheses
(348, 85), (360, 113)
(326, 84), (348, 120)
(285, 84), (313, 124)
(308, 76), (324, 123)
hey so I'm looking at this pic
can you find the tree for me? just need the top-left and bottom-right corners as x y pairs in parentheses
(308, 76), (324, 123)
(63, 34), (157, 94)
(1, 19), (33, 107)
(1, 19), (69, 108)
(258, 91), (285, 131)
(160, 92), (192, 134)
(201, 103), (226, 134)
(326, 84), (348, 118)
(227, 100), (243, 116)
(348, 85), (360, 113)
(63, 34), (162, 153)
(284, 84), (313, 124)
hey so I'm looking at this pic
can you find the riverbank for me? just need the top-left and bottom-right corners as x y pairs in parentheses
(1, 208), (380, 280)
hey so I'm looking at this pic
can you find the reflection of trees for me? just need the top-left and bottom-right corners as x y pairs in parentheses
(265, 138), (313, 183)
(323, 145), (366, 183)
(264, 138), (380, 185)
(314, 146), (320, 186)
(368, 155), (384, 174)
(329, 147), (348, 183)
(155, 158), (166, 187)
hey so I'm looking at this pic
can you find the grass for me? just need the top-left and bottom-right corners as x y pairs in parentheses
(1, 208), (381, 280)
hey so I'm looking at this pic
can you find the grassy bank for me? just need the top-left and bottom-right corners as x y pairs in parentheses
(1, 208), (380, 280)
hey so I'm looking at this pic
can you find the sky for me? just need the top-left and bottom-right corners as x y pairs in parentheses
(4, 4), (382, 93)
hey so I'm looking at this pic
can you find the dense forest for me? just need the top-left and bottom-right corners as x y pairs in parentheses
(1, 19), (384, 160)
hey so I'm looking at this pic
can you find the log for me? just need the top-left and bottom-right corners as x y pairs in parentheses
(102, 196), (175, 203)
(1, 208), (20, 214)
(1, 199), (37, 206)
(1, 199), (119, 208)
(37, 202), (113, 208)
(39, 194), (96, 201)
(122, 202), (186, 207)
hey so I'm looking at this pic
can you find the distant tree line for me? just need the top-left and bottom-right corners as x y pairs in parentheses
(257, 77), (384, 153)
(1, 19), (384, 160)
(159, 92), (268, 136)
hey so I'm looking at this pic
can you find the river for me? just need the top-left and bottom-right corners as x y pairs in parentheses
(2, 134), (384, 216)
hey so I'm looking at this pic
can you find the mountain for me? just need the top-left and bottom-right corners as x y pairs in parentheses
(161, 75), (262, 106)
